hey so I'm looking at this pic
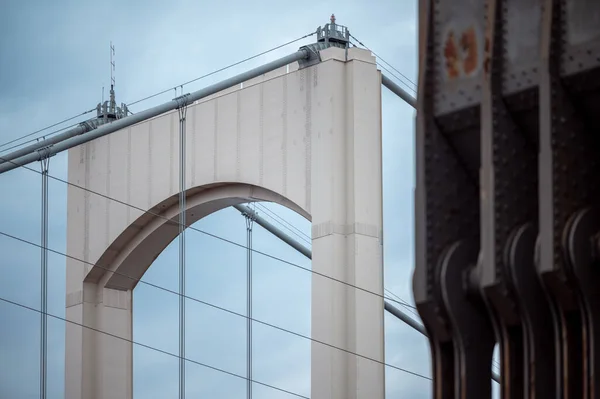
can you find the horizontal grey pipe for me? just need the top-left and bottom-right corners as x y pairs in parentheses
(0, 49), (309, 175)
(381, 74), (416, 109)
(383, 300), (426, 335)
(0, 124), (90, 165)
(233, 203), (501, 384)
(233, 204), (312, 259)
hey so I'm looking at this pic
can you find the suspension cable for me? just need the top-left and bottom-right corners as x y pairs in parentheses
(0, 228), (432, 381)
(245, 211), (255, 399)
(348, 33), (417, 93)
(177, 90), (189, 399)
(0, 109), (95, 150)
(4, 155), (412, 311)
(127, 32), (316, 108)
(38, 141), (51, 399)
(0, 296), (310, 398)
(384, 288), (419, 317)
(254, 203), (311, 246)
(0, 121), (82, 156)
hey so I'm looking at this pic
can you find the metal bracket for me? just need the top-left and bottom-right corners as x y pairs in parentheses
(243, 208), (256, 229)
(36, 146), (54, 164)
(174, 93), (192, 111)
(297, 40), (349, 70)
(297, 44), (323, 69)
(78, 120), (98, 131)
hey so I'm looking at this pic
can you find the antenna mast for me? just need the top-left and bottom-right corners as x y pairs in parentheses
(109, 42), (116, 113)
(95, 42), (128, 123)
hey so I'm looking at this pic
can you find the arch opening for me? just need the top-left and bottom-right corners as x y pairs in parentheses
(131, 193), (312, 397)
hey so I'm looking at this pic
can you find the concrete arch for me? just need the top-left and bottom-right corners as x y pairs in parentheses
(65, 46), (384, 399)
(92, 183), (309, 291)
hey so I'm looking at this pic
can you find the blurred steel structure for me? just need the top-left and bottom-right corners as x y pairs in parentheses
(412, 0), (600, 397)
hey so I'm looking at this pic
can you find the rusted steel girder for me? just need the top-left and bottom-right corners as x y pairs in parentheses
(413, 0), (600, 398)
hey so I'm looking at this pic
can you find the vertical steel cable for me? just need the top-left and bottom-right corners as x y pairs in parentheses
(245, 211), (254, 399)
(39, 146), (50, 399)
(177, 91), (189, 399)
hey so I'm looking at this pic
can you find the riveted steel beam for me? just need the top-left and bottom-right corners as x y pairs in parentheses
(413, 1), (495, 398)
(415, 0), (600, 397)
(537, 1), (600, 397)
(478, 1), (557, 399)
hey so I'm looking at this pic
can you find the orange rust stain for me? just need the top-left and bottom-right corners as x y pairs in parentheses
(444, 30), (461, 79)
(461, 26), (478, 76)
(443, 25), (481, 79)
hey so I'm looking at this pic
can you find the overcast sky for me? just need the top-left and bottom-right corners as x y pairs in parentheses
(0, 0), (484, 398)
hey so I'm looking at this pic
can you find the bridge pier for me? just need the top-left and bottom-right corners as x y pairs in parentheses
(310, 47), (384, 399)
(65, 281), (133, 399)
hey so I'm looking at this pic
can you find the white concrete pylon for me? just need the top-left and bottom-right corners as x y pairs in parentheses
(64, 46), (384, 399)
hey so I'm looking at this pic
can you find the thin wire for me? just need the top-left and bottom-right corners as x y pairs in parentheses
(248, 203), (420, 316)
(376, 62), (416, 95)
(0, 230), (431, 381)
(348, 39), (416, 97)
(0, 121), (82, 155)
(252, 203), (309, 244)
(127, 32), (316, 108)
(6, 29), (433, 384)
(382, 288), (501, 370)
(1, 33), (315, 156)
(0, 296), (309, 398)
(249, 203), (419, 316)
(2, 157), (412, 311)
(253, 202), (311, 246)
(254, 202), (311, 241)
(349, 33), (417, 92)
(0, 109), (95, 150)
(384, 289), (419, 316)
